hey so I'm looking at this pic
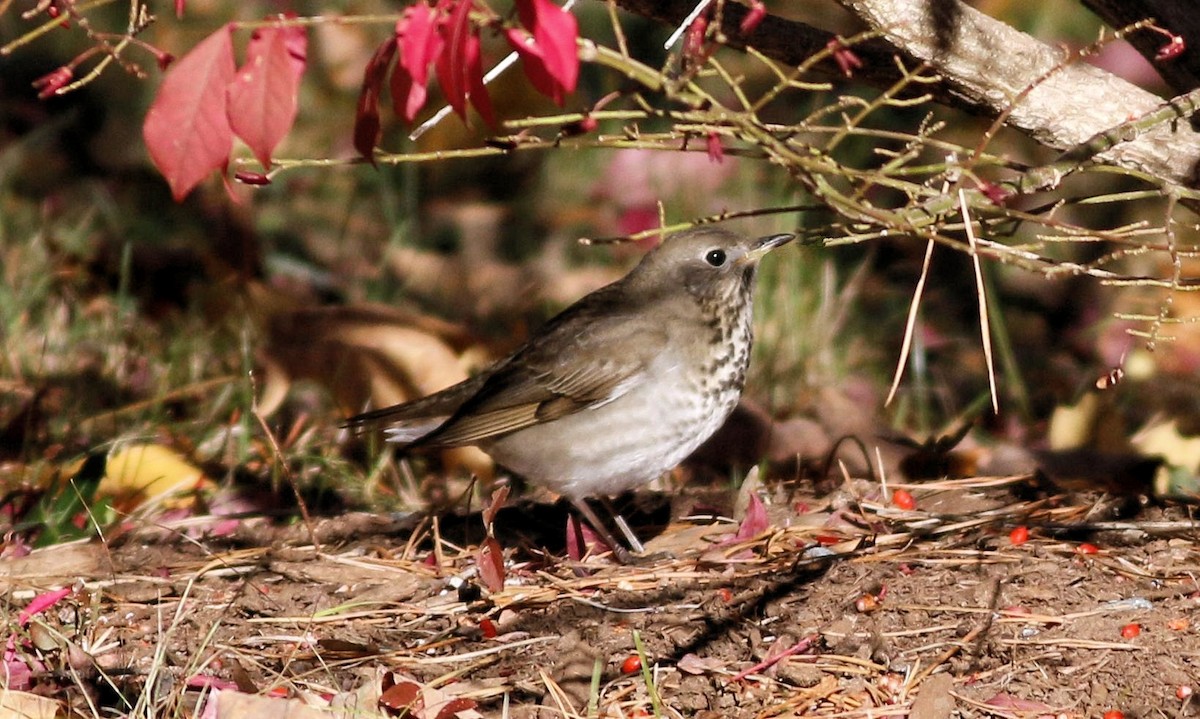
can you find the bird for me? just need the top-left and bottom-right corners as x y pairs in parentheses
(345, 227), (794, 562)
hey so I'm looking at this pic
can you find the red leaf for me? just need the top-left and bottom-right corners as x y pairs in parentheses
(481, 485), (509, 528)
(505, 28), (558, 103)
(435, 698), (479, 719)
(392, 3), (444, 122)
(379, 679), (423, 713)
(512, 0), (578, 104)
(436, 0), (470, 121)
(739, 0), (766, 36)
(143, 24), (236, 201)
(684, 14), (709, 64)
(436, 0), (495, 127)
(477, 537), (505, 592)
(19, 587), (71, 626)
(463, 28), (495, 126)
(227, 22), (307, 169)
(565, 514), (610, 560)
(354, 36), (397, 164)
(705, 131), (724, 163)
(733, 491), (768, 542)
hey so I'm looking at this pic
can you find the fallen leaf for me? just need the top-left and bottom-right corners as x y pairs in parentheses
(477, 537), (505, 593)
(732, 489), (768, 543)
(256, 300), (493, 480)
(0, 691), (61, 719)
(100, 444), (212, 509)
(1132, 419), (1200, 472)
(201, 689), (333, 719)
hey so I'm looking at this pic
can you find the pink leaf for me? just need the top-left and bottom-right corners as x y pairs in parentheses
(392, 3), (444, 122)
(185, 674), (240, 691)
(739, 0), (766, 36)
(512, 0), (578, 104)
(227, 22), (307, 169)
(565, 515), (610, 560)
(19, 587), (72, 626)
(477, 537), (505, 592)
(143, 25), (236, 201)
(353, 36), (397, 163)
(3, 655), (32, 691)
(733, 492), (768, 543)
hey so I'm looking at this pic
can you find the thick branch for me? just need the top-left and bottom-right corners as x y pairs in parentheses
(613, 0), (1200, 191)
(838, 0), (1200, 190)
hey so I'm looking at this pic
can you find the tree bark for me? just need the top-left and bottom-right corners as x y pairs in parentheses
(613, 0), (1200, 191)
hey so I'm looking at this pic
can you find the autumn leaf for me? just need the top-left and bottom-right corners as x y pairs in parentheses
(436, 0), (470, 122)
(392, 3), (444, 122)
(227, 22), (307, 169)
(732, 491), (768, 543)
(477, 537), (505, 592)
(436, 0), (495, 127)
(462, 26), (495, 126)
(510, 0), (578, 105)
(143, 24), (236, 201)
(353, 36), (397, 163)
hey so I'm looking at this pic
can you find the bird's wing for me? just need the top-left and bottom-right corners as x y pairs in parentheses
(416, 301), (671, 448)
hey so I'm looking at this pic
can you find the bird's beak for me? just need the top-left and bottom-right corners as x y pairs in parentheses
(737, 233), (795, 266)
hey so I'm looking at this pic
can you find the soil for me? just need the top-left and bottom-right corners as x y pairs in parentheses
(5, 477), (1200, 718)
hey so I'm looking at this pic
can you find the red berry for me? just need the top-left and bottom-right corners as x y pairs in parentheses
(1008, 526), (1029, 545)
(1120, 623), (1140, 639)
(1076, 542), (1099, 555)
(891, 489), (916, 510)
(480, 618), (497, 639)
(1102, 711), (1125, 719)
(621, 655), (642, 674)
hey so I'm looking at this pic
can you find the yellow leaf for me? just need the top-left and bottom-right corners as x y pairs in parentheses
(99, 444), (211, 509)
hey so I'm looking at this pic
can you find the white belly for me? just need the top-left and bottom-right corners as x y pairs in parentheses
(486, 359), (741, 499)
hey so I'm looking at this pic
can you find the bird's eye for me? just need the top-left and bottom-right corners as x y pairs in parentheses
(705, 249), (727, 267)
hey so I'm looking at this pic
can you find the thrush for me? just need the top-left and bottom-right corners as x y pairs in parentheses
(346, 227), (794, 561)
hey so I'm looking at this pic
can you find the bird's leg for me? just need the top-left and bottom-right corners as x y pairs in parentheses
(599, 496), (646, 554)
(569, 498), (635, 564)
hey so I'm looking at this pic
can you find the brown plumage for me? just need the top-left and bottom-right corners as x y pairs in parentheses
(346, 227), (793, 560)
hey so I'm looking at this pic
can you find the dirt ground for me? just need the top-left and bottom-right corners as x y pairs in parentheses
(5, 475), (1200, 718)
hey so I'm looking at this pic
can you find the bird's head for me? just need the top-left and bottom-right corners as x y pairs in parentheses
(628, 228), (795, 303)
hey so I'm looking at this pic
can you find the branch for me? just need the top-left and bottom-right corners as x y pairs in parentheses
(837, 0), (1200, 192)
(613, 0), (1200, 192)
(1080, 0), (1200, 93)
